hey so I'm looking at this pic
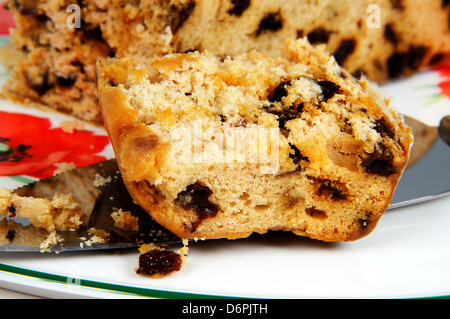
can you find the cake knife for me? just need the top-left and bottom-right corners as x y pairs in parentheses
(0, 159), (181, 252)
(388, 115), (450, 210)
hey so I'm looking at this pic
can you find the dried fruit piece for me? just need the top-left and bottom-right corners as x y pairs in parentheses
(137, 250), (182, 276)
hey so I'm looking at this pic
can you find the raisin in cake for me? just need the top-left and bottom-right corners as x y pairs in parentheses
(3, 0), (450, 123)
(97, 39), (413, 242)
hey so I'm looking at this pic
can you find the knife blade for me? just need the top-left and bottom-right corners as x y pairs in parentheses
(389, 116), (450, 210)
(0, 159), (180, 253)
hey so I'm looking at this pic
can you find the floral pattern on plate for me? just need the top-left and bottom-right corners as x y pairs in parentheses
(0, 110), (110, 181)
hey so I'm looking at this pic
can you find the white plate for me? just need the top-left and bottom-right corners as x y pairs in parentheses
(1, 35), (450, 298)
(1, 195), (450, 299)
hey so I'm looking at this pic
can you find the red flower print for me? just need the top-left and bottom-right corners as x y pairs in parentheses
(0, 111), (110, 179)
(438, 80), (450, 99)
(0, 5), (15, 36)
(433, 61), (450, 77)
(433, 61), (450, 99)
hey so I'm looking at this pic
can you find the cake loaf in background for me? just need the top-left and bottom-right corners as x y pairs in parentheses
(2, 0), (450, 123)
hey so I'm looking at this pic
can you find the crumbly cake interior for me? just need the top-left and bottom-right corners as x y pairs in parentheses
(0, 187), (86, 233)
(98, 39), (413, 242)
(3, 0), (450, 123)
(0, 186), (86, 251)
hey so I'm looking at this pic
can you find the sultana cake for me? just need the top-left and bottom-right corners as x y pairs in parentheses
(2, 0), (450, 123)
(97, 39), (413, 242)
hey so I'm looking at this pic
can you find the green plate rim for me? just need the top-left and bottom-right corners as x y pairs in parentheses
(0, 262), (239, 299)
